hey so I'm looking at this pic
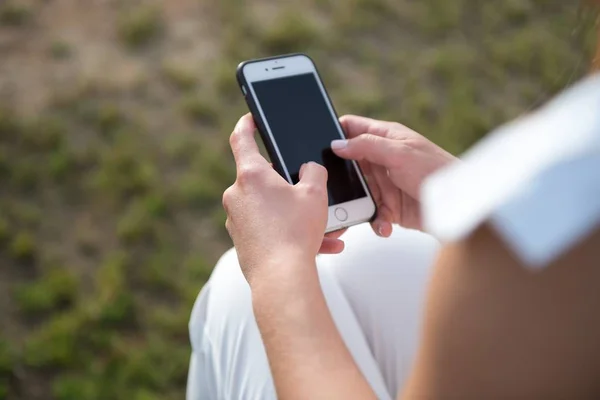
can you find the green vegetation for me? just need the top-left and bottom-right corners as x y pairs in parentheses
(0, 338), (14, 398)
(417, 0), (464, 36)
(0, 1), (31, 26)
(214, 61), (240, 99)
(24, 311), (86, 369)
(118, 5), (163, 49)
(9, 231), (36, 261)
(49, 148), (74, 180)
(162, 63), (197, 91)
(92, 142), (157, 200)
(179, 95), (219, 125)
(92, 103), (124, 135)
(0, 216), (9, 242)
(50, 41), (72, 59)
(116, 199), (158, 244)
(16, 267), (78, 315)
(259, 12), (319, 54)
(0, 0), (597, 398)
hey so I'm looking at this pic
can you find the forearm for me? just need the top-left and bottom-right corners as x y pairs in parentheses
(251, 257), (376, 400)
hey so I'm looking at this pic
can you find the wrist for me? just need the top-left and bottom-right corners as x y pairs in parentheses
(251, 258), (323, 335)
(248, 253), (319, 298)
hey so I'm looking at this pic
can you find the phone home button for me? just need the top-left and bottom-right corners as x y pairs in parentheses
(334, 207), (348, 222)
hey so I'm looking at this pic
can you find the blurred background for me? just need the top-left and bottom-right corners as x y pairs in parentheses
(0, 0), (598, 399)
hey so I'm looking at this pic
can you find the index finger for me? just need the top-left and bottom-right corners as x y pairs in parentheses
(339, 115), (394, 139)
(230, 114), (269, 168)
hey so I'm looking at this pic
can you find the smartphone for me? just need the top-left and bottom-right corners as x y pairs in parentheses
(237, 53), (376, 232)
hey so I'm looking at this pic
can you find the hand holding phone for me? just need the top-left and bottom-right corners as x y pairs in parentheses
(237, 54), (376, 232)
(223, 115), (348, 285)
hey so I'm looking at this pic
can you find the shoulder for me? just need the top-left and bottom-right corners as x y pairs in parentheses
(421, 74), (600, 268)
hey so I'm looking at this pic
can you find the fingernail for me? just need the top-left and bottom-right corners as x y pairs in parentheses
(377, 222), (391, 237)
(331, 139), (348, 150)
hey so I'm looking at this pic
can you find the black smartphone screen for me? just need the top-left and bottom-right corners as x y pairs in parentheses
(251, 73), (367, 206)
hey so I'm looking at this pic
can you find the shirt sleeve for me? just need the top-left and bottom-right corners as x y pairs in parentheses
(421, 74), (600, 269)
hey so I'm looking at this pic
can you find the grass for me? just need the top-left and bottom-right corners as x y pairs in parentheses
(162, 63), (197, 91)
(214, 61), (240, 99)
(339, 89), (386, 118)
(165, 133), (201, 164)
(118, 5), (163, 49)
(116, 199), (158, 245)
(141, 248), (180, 292)
(331, 0), (397, 31)
(24, 311), (87, 369)
(417, 0), (465, 36)
(49, 148), (74, 180)
(183, 254), (214, 284)
(23, 116), (66, 151)
(0, 338), (13, 397)
(259, 12), (319, 54)
(0, 1), (31, 26)
(0, 215), (9, 243)
(93, 103), (124, 136)
(9, 231), (36, 261)
(16, 266), (78, 316)
(92, 143), (157, 200)
(179, 95), (219, 125)
(177, 173), (223, 211)
(0, 0), (598, 399)
(10, 202), (42, 228)
(50, 41), (72, 59)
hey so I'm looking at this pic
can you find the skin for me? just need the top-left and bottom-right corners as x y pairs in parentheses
(224, 115), (376, 399)
(336, 115), (455, 233)
(403, 225), (600, 399)
(224, 113), (457, 399)
(223, 70), (600, 397)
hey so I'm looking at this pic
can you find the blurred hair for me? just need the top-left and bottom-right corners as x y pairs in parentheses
(594, 24), (600, 71)
(593, 2), (600, 71)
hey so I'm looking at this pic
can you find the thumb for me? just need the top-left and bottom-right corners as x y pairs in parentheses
(298, 161), (328, 189)
(331, 134), (399, 167)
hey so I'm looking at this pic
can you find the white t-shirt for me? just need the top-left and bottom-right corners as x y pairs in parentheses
(422, 74), (600, 269)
